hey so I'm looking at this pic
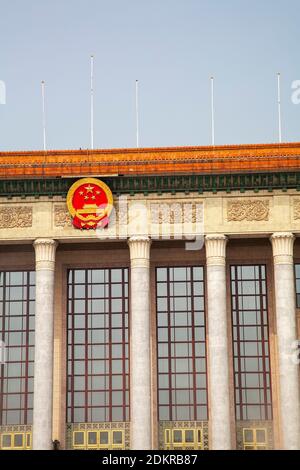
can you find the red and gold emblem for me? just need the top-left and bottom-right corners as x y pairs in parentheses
(67, 178), (113, 229)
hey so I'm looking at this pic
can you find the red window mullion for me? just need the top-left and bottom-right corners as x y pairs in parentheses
(259, 265), (272, 420)
(121, 268), (126, 422)
(23, 271), (30, 424)
(84, 269), (89, 423)
(0, 272), (6, 425)
(234, 267), (244, 420)
(108, 269), (113, 422)
(190, 268), (197, 421)
(166, 268), (173, 421)
(70, 270), (75, 424)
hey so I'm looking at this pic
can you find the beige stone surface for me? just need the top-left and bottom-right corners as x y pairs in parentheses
(0, 190), (300, 243)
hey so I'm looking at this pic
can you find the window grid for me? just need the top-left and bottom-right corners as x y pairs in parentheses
(0, 271), (35, 426)
(243, 427), (267, 450)
(67, 268), (129, 423)
(0, 430), (32, 450)
(72, 429), (125, 450)
(156, 266), (208, 422)
(164, 428), (203, 450)
(230, 265), (272, 421)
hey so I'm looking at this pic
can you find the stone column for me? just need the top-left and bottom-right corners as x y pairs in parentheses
(270, 232), (300, 450)
(128, 236), (152, 450)
(32, 238), (58, 450)
(205, 234), (231, 450)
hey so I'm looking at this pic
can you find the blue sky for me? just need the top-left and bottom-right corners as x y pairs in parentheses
(0, 0), (299, 151)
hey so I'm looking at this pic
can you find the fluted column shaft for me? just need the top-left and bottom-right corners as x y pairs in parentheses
(128, 236), (152, 450)
(205, 234), (231, 449)
(32, 238), (57, 450)
(270, 232), (300, 449)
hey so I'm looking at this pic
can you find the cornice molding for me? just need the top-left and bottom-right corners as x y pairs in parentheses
(1, 171), (300, 198)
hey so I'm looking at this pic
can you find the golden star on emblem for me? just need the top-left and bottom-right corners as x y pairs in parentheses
(85, 185), (94, 193)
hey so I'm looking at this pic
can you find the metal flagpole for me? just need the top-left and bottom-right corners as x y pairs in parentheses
(135, 80), (139, 148)
(210, 76), (215, 146)
(41, 81), (47, 151)
(277, 72), (282, 143)
(90, 55), (94, 150)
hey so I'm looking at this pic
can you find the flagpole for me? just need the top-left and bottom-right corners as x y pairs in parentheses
(210, 76), (215, 146)
(41, 80), (47, 151)
(90, 55), (94, 150)
(135, 79), (139, 148)
(277, 72), (282, 143)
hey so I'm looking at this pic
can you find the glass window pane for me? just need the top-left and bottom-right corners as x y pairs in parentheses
(100, 431), (109, 444)
(295, 264), (300, 307)
(88, 432), (97, 445)
(185, 430), (194, 443)
(74, 432), (85, 445)
(173, 430), (182, 442)
(2, 434), (12, 447)
(14, 434), (23, 447)
(113, 431), (123, 444)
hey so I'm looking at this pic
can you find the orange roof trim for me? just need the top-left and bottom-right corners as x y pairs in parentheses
(1, 142), (300, 179)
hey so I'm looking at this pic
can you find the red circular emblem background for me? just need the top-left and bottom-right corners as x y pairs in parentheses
(67, 178), (113, 229)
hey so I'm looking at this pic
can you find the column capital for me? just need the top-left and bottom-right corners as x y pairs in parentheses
(270, 232), (295, 265)
(128, 236), (151, 268)
(205, 234), (228, 266)
(33, 238), (58, 270)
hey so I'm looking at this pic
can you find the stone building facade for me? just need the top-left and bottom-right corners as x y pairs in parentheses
(0, 143), (300, 450)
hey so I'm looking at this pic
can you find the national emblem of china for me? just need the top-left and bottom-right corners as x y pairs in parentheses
(66, 178), (113, 229)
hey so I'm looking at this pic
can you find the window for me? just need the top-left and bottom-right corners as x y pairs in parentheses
(243, 428), (267, 450)
(230, 265), (272, 421)
(164, 427), (203, 450)
(67, 268), (129, 423)
(156, 267), (208, 422)
(0, 271), (35, 426)
(72, 427), (125, 450)
(294, 264), (300, 308)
